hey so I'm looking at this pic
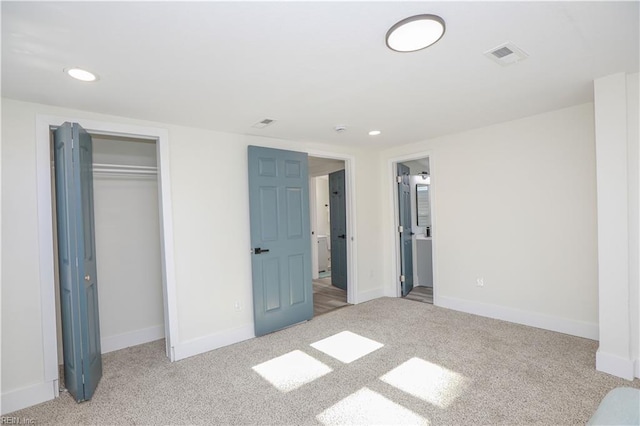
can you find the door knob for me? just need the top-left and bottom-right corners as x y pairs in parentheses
(84, 275), (91, 282)
(338, 234), (346, 239)
(253, 247), (270, 254)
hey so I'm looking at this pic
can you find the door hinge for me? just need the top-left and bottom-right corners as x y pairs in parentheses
(398, 225), (403, 233)
(400, 275), (405, 283)
(81, 360), (85, 384)
(396, 176), (402, 184)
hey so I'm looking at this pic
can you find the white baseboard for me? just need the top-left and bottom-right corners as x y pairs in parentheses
(172, 325), (255, 361)
(635, 358), (640, 379)
(101, 325), (165, 354)
(356, 287), (386, 304)
(1, 380), (55, 415)
(437, 295), (599, 340)
(596, 350), (635, 380)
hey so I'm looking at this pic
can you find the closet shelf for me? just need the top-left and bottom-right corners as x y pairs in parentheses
(93, 163), (157, 178)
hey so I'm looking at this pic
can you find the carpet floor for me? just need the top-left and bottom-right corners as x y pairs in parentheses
(9, 297), (640, 425)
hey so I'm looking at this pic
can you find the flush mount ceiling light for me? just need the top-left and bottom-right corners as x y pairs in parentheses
(386, 14), (445, 53)
(64, 67), (98, 82)
(368, 130), (382, 136)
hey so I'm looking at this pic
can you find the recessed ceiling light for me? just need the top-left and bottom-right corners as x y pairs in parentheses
(369, 130), (382, 136)
(386, 14), (445, 53)
(64, 67), (99, 82)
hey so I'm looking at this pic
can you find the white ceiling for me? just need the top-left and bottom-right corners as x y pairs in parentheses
(2, 1), (638, 147)
(308, 156), (345, 177)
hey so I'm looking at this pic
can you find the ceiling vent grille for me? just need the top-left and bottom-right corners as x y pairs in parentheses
(484, 42), (528, 66)
(251, 118), (276, 129)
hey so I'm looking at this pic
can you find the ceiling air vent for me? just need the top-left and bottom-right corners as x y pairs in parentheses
(251, 118), (276, 129)
(484, 42), (528, 66)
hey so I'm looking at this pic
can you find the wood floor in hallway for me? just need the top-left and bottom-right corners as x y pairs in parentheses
(313, 277), (349, 316)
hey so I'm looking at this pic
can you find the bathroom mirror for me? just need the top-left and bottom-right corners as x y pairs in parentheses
(416, 184), (430, 227)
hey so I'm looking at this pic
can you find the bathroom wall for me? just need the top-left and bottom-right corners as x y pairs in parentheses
(409, 174), (433, 288)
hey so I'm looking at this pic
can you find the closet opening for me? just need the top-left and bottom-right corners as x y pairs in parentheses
(51, 131), (166, 392)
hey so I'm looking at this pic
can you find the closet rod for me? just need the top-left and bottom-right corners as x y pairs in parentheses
(92, 163), (157, 177)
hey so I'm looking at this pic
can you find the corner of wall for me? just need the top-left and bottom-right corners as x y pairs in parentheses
(596, 349), (636, 381)
(172, 324), (254, 361)
(1, 381), (56, 415)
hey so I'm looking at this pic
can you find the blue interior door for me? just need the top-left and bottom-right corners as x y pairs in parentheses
(397, 163), (414, 297)
(54, 122), (102, 402)
(329, 169), (347, 291)
(248, 146), (313, 336)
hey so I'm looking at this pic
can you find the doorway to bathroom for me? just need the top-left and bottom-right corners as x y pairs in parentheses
(394, 156), (434, 304)
(309, 156), (350, 315)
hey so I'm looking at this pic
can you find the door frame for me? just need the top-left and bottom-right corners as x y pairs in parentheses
(305, 151), (357, 304)
(36, 115), (179, 396)
(388, 151), (437, 302)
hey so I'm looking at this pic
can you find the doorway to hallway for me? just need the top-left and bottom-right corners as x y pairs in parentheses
(309, 157), (350, 315)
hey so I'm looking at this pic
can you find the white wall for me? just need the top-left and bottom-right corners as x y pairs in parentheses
(381, 103), (599, 338)
(315, 176), (330, 237)
(630, 73), (640, 378)
(593, 72), (640, 380)
(1, 98), (385, 413)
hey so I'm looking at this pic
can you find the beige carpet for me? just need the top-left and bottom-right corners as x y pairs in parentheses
(9, 297), (640, 425)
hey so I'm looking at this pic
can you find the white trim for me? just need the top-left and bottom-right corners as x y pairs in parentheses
(172, 325), (255, 361)
(309, 176), (319, 280)
(635, 358), (640, 379)
(438, 295), (599, 340)
(1, 381), (56, 415)
(35, 116), (61, 387)
(306, 150), (358, 305)
(101, 325), (165, 354)
(596, 350), (635, 380)
(36, 114), (180, 395)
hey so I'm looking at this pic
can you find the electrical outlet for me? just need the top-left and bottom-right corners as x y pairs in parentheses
(476, 277), (484, 287)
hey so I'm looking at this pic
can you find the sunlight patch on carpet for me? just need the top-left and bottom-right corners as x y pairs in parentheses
(317, 387), (429, 425)
(252, 350), (332, 392)
(380, 357), (469, 408)
(310, 331), (384, 363)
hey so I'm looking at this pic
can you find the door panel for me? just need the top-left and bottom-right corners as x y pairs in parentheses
(285, 188), (303, 238)
(397, 163), (414, 297)
(263, 258), (281, 312)
(288, 254), (305, 305)
(329, 169), (347, 290)
(248, 146), (313, 336)
(54, 122), (102, 402)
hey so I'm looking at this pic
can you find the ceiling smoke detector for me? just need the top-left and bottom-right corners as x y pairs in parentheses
(251, 118), (276, 129)
(335, 125), (347, 133)
(484, 42), (528, 66)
